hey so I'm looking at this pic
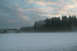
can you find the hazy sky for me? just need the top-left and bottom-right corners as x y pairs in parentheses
(0, 0), (77, 28)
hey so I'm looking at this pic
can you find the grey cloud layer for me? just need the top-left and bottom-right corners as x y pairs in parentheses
(0, 0), (77, 28)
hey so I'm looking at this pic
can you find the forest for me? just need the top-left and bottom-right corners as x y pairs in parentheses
(34, 15), (77, 32)
(0, 15), (77, 33)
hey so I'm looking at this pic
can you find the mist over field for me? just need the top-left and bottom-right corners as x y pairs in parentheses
(0, 32), (77, 51)
(0, 0), (77, 51)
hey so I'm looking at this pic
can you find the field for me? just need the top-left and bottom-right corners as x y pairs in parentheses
(0, 32), (77, 51)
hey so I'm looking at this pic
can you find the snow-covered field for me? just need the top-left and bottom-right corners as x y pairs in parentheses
(0, 32), (77, 51)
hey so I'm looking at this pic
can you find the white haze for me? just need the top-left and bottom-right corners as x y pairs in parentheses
(0, 32), (77, 51)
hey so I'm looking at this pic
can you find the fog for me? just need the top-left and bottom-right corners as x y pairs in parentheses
(0, 32), (77, 51)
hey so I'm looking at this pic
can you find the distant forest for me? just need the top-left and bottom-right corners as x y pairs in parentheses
(34, 15), (77, 32)
(0, 15), (77, 33)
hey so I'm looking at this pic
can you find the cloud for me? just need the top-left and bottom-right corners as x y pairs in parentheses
(57, 0), (77, 16)
(0, 0), (31, 28)
(0, 0), (77, 28)
(25, 0), (58, 6)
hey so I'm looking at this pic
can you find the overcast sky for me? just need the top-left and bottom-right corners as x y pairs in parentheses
(0, 0), (77, 29)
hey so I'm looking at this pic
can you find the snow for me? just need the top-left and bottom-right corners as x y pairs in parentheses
(0, 32), (77, 51)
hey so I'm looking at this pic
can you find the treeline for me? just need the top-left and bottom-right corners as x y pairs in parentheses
(0, 15), (77, 33)
(0, 29), (18, 33)
(34, 15), (77, 32)
(0, 27), (34, 33)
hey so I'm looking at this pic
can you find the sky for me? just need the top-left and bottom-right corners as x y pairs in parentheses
(0, 0), (77, 29)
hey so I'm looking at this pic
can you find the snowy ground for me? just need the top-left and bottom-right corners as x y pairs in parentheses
(0, 32), (77, 51)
